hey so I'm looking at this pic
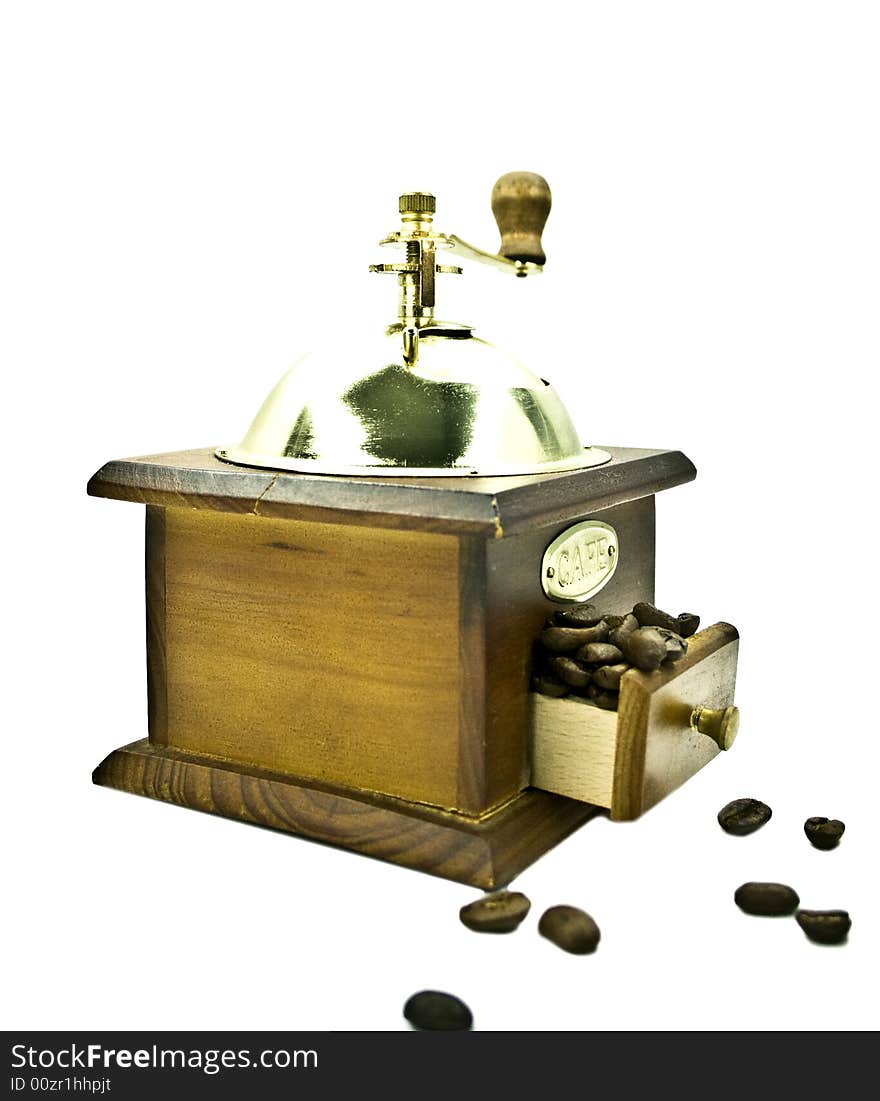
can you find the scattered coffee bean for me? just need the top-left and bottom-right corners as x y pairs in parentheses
(795, 910), (851, 945)
(592, 662), (630, 690)
(548, 656), (592, 688)
(604, 614), (624, 629)
(540, 626), (601, 653)
(459, 890), (531, 933)
(553, 603), (603, 627)
(804, 817), (845, 851)
(676, 613), (700, 638)
(532, 673), (568, 697)
(717, 797), (772, 836)
(538, 905), (601, 954)
(734, 882), (800, 916)
(403, 990), (473, 1030)
(577, 642), (623, 665)
(633, 601), (681, 632)
(624, 627), (667, 671)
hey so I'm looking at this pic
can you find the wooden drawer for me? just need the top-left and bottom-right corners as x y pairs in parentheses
(529, 622), (739, 820)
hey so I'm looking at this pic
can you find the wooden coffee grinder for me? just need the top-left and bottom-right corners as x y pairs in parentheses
(90, 174), (740, 888)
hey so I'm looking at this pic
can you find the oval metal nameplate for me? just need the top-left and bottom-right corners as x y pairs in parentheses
(541, 520), (619, 603)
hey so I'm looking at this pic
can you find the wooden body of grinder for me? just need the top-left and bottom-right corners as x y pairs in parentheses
(89, 176), (740, 888)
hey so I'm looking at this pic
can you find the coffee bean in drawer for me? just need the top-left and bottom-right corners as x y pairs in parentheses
(623, 627), (668, 671)
(553, 603), (603, 627)
(577, 642), (623, 665)
(540, 626), (602, 653)
(548, 656), (592, 688)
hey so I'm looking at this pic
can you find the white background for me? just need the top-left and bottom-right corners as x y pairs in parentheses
(2, 0), (878, 1032)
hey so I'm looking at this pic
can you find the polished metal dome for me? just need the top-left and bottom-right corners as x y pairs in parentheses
(217, 181), (611, 478)
(217, 325), (610, 477)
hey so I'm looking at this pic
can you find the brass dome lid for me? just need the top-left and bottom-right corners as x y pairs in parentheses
(217, 325), (610, 477)
(216, 178), (611, 478)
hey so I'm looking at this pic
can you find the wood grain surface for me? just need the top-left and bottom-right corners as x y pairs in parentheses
(530, 695), (618, 806)
(145, 506), (168, 745)
(480, 496), (655, 808)
(456, 537), (489, 811)
(93, 739), (603, 888)
(159, 508), (465, 809)
(612, 622), (740, 819)
(87, 445), (696, 536)
(143, 491), (659, 816)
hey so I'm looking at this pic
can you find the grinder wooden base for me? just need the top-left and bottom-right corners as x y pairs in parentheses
(88, 445), (698, 886)
(93, 739), (602, 888)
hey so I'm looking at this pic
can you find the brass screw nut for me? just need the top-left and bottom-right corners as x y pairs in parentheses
(399, 192), (436, 216)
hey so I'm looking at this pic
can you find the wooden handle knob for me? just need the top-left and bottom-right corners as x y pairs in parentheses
(491, 172), (551, 265)
(691, 705), (740, 751)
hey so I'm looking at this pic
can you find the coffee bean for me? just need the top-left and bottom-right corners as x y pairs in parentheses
(540, 626), (604, 653)
(734, 882), (800, 916)
(538, 905), (601, 954)
(717, 797), (772, 835)
(604, 615), (624, 629)
(676, 613), (700, 638)
(562, 620), (609, 646)
(795, 910), (851, 945)
(459, 891), (531, 933)
(608, 613), (639, 650)
(592, 663), (629, 690)
(553, 603), (603, 627)
(532, 673), (569, 698)
(804, 817), (845, 851)
(403, 990), (473, 1030)
(623, 628), (667, 671)
(633, 602), (680, 632)
(593, 690), (619, 711)
(652, 627), (688, 662)
(577, 642), (624, 665)
(579, 685), (618, 708)
(548, 656), (591, 688)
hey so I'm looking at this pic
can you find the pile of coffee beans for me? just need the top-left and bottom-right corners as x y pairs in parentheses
(721, 797), (850, 945)
(532, 601), (700, 711)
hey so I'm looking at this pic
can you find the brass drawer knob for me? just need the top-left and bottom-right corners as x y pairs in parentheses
(691, 705), (740, 751)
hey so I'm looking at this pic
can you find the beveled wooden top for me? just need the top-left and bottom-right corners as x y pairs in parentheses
(87, 446), (696, 537)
